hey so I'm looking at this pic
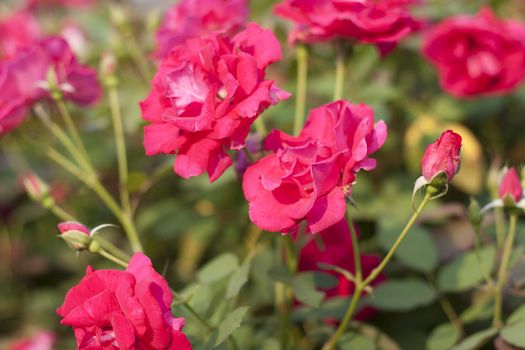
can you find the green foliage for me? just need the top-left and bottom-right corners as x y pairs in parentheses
(450, 328), (498, 350)
(367, 279), (436, 311)
(426, 323), (461, 350)
(214, 306), (249, 346)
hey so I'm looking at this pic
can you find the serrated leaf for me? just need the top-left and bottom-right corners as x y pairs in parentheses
(450, 328), (498, 350)
(197, 253), (239, 284)
(226, 256), (252, 299)
(426, 323), (461, 350)
(367, 279), (436, 311)
(377, 223), (438, 273)
(437, 246), (496, 293)
(293, 273), (325, 308)
(215, 306), (249, 346)
(501, 321), (525, 348)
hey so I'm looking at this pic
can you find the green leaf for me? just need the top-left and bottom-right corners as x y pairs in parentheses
(377, 223), (438, 273)
(426, 323), (461, 350)
(197, 253), (239, 284)
(501, 321), (525, 348)
(367, 279), (436, 311)
(215, 306), (249, 346)
(460, 301), (493, 324)
(339, 333), (377, 350)
(226, 256), (253, 299)
(450, 328), (498, 350)
(437, 246), (496, 293)
(293, 273), (325, 308)
(507, 304), (525, 325)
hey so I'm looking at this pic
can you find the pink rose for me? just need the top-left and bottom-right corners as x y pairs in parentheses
(0, 36), (101, 136)
(243, 100), (386, 234)
(155, 0), (248, 60)
(8, 330), (55, 350)
(421, 130), (462, 182)
(57, 253), (192, 350)
(422, 8), (525, 98)
(274, 0), (421, 55)
(58, 221), (91, 235)
(298, 219), (385, 319)
(499, 168), (523, 203)
(0, 11), (41, 61)
(141, 23), (290, 182)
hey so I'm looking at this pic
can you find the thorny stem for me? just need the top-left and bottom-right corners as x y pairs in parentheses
(280, 234), (297, 350)
(322, 191), (432, 350)
(493, 213), (519, 328)
(293, 45), (308, 135)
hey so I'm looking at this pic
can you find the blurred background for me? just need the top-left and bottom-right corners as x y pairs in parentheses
(1, 0), (525, 349)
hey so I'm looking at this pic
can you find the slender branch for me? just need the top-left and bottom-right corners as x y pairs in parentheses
(280, 234), (297, 350)
(293, 45), (308, 135)
(98, 249), (129, 268)
(472, 226), (495, 288)
(55, 98), (90, 163)
(493, 213), (519, 327)
(49, 205), (77, 222)
(346, 210), (362, 282)
(333, 43), (346, 101)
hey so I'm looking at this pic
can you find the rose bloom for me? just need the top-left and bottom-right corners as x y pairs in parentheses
(57, 253), (192, 350)
(423, 8), (525, 98)
(298, 218), (385, 318)
(421, 130), (462, 182)
(155, 0), (248, 59)
(8, 331), (55, 350)
(499, 167), (523, 202)
(141, 23), (290, 182)
(0, 36), (101, 136)
(0, 11), (41, 61)
(243, 100), (386, 234)
(274, 0), (421, 55)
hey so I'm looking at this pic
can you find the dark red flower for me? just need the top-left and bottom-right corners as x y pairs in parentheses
(243, 100), (386, 234)
(423, 8), (525, 98)
(499, 168), (523, 203)
(141, 23), (290, 182)
(298, 219), (385, 318)
(274, 0), (421, 55)
(154, 0), (248, 60)
(57, 253), (192, 350)
(421, 130), (462, 182)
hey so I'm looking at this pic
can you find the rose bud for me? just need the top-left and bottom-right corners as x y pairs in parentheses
(499, 168), (523, 205)
(21, 173), (49, 201)
(468, 198), (483, 229)
(58, 221), (91, 251)
(413, 130), (462, 200)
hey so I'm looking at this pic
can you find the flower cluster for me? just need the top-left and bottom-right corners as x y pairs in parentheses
(243, 100), (387, 234)
(141, 23), (290, 182)
(57, 253), (191, 350)
(275, 0), (421, 55)
(423, 8), (525, 98)
(154, 0), (248, 59)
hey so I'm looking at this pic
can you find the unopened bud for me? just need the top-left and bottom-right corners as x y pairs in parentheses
(22, 174), (49, 201)
(58, 222), (91, 251)
(468, 198), (483, 229)
(100, 52), (118, 87)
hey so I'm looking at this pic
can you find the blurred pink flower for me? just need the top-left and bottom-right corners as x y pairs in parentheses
(421, 130), (462, 182)
(423, 8), (525, 98)
(155, 0), (248, 59)
(499, 168), (523, 203)
(0, 36), (101, 136)
(243, 100), (386, 234)
(141, 23), (289, 182)
(298, 218), (385, 319)
(274, 0), (421, 55)
(8, 330), (55, 350)
(0, 11), (41, 61)
(57, 253), (192, 350)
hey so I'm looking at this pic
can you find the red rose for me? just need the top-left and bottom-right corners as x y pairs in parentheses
(421, 130), (462, 182)
(57, 253), (192, 350)
(0, 36), (101, 136)
(243, 100), (386, 234)
(155, 0), (248, 60)
(141, 23), (290, 182)
(423, 8), (525, 98)
(499, 168), (523, 203)
(8, 331), (55, 350)
(274, 0), (421, 55)
(298, 219), (385, 319)
(0, 11), (41, 61)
